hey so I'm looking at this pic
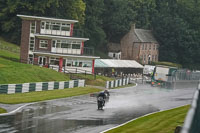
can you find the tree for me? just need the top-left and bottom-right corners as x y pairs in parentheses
(0, 0), (85, 44)
(152, 0), (200, 69)
(83, 0), (106, 49)
(103, 0), (156, 43)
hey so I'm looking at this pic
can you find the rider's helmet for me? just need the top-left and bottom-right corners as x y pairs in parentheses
(104, 90), (108, 93)
(104, 89), (110, 96)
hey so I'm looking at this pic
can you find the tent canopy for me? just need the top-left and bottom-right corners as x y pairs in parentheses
(95, 59), (143, 68)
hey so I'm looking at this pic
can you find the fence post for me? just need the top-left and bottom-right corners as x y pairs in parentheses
(142, 72), (144, 84)
(94, 73), (96, 80)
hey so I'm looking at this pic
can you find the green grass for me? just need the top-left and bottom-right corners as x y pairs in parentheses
(0, 107), (7, 113)
(69, 74), (113, 87)
(106, 105), (189, 133)
(151, 61), (182, 68)
(0, 86), (101, 104)
(0, 39), (70, 84)
(0, 55), (70, 84)
(0, 37), (20, 49)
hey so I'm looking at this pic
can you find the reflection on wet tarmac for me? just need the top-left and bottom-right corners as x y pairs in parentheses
(0, 100), (158, 133)
(0, 83), (196, 133)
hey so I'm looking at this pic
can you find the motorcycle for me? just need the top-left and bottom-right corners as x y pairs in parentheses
(97, 96), (105, 110)
(104, 93), (110, 102)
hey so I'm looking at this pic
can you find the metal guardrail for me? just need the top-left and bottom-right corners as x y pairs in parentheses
(181, 82), (200, 133)
(0, 80), (85, 94)
(49, 65), (92, 74)
(174, 70), (200, 81)
(49, 65), (96, 80)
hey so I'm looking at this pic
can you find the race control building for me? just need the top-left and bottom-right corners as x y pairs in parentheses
(17, 14), (99, 74)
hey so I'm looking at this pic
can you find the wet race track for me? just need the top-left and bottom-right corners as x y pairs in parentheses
(0, 83), (197, 133)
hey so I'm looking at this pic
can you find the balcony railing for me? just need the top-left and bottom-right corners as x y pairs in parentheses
(40, 29), (85, 38)
(34, 47), (94, 56)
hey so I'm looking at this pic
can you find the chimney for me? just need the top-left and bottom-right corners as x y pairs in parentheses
(131, 23), (135, 30)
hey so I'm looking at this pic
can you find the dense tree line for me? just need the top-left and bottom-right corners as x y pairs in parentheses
(0, 0), (199, 69)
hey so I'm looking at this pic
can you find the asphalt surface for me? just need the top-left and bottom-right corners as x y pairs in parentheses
(0, 83), (197, 133)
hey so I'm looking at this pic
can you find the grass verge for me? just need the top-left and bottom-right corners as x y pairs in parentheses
(0, 107), (7, 114)
(0, 87), (101, 104)
(0, 37), (20, 50)
(106, 105), (189, 133)
(0, 40), (70, 84)
(68, 74), (113, 87)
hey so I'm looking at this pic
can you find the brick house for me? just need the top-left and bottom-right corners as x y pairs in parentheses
(120, 24), (159, 64)
(17, 14), (99, 74)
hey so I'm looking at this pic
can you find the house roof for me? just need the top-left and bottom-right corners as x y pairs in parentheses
(95, 59), (109, 67)
(95, 59), (143, 68)
(107, 42), (121, 52)
(134, 29), (158, 43)
(17, 14), (78, 23)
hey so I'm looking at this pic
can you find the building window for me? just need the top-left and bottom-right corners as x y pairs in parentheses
(66, 59), (92, 67)
(41, 21), (70, 31)
(83, 61), (92, 67)
(113, 53), (116, 58)
(61, 41), (71, 48)
(29, 37), (35, 51)
(142, 44), (144, 50)
(56, 43), (61, 48)
(50, 57), (59, 65)
(52, 40), (81, 50)
(39, 40), (48, 48)
(61, 43), (71, 48)
(149, 44), (151, 50)
(28, 54), (34, 64)
(38, 56), (47, 66)
(66, 59), (73, 66)
(30, 21), (36, 33)
(148, 55), (151, 62)
(61, 23), (70, 31)
(52, 23), (61, 30)
(52, 40), (56, 47)
(72, 60), (78, 67)
(72, 44), (81, 49)
(41, 22), (45, 29)
(153, 44), (156, 50)
(145, 44), (147, 50)
(45, 22), (50, 30)
(152, 55), (154, 61)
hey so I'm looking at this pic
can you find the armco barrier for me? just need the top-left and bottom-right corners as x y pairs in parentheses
(0, 80), (85, 94)
(181, 82), (200, 133)
(106, 77), (130, 89)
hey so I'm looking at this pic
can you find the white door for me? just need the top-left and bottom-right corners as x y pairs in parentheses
(51, 41), (56, 53)
(38, 56), (47, 66)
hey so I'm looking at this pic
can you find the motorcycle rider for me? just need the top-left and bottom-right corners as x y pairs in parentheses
(104, 90), (110, 97)
(97, 91), (106, 107)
